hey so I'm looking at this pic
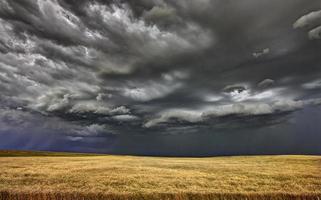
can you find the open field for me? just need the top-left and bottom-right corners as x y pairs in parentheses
(0, 150), (104, 157)
(0, 151), (321, 200)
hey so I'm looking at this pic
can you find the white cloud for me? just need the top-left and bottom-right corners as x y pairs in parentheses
(144, 109), (203, 128)
(109, 106), (130, 115)
(294, 10), (321, 40)
(224, 85), (286, 102)
(302, 79), (321, 89)
(203, 94), (223, 102)
(250, 88), (285, 100)
(309, 26), (321, 39)
(144, 98), (321, 128)
(122, 80), (182, 102)
(293, 10), (321, 28)
(161, 70), (189, 82)
(29, 83), (100, 113)
(112, 114), (139, 122)
(69, 102), (129, 115)
(253, 48), (270, 58)
(96, 93), (113, 101)
(229, 90), (251, 102)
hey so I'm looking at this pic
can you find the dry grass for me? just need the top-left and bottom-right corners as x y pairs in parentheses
(0, 151), (321, 200)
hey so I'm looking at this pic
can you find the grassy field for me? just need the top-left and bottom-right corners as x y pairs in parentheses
(0, 150), (104, 157)
(0, 151), (321, 200)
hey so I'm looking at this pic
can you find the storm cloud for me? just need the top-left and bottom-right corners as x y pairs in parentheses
(0, 0), (321, 156)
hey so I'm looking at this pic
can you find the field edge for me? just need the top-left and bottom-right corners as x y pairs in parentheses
(1, 191), (321, 200)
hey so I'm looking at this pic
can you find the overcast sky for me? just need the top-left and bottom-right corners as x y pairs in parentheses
(0, 0), (321, 156)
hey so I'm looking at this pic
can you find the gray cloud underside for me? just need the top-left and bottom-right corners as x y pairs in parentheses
(0, 0), (321, 139)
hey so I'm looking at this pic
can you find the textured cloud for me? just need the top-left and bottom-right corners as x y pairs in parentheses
(257, 79), (275, 89)
(253, 48), (270, 58)
(0, 107), (111, 137)
(144, 98), (321, 128)
(294, 10), (321, 39)
(122, 72), (186, 102)
(309, 26), (321, 39)
(144, 109), (203, 128)
(302, 79), (321, 90)
(0, 0), (321, 155)
(112, 114), (140, 122)
(293, 10), (321, 28)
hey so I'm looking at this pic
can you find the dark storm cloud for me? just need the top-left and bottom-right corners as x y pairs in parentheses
(0, 0), (321, 155)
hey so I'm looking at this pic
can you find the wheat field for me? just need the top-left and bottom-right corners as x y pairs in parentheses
(0, 151), (321, 200)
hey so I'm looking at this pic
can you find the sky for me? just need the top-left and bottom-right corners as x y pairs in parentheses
(0, 0), (321, 156)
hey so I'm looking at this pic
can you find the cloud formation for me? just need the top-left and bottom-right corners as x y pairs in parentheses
(0, 0), (321, 155)
(294, 10), (321, 39)
(145, 96), (321, 128)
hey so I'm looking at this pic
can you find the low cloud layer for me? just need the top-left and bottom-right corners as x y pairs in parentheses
(0, 0), (321, 155)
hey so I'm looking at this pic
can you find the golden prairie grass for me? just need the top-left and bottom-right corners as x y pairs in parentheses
(0, 150), (104, 157)
(0, 151), (321, 200)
